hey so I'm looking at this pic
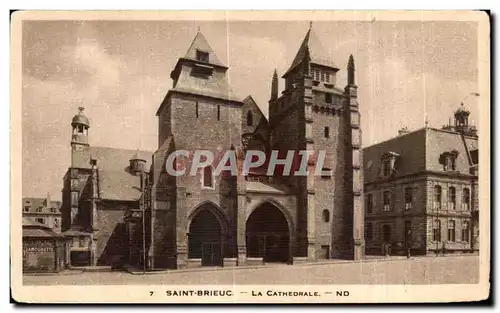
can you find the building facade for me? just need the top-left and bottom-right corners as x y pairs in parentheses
(60, 26), (364, 269)
(22, 195), (62, 233)
(363, 106), (479, 255)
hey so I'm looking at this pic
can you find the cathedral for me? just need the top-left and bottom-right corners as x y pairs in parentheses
(61, 26), (364, 269)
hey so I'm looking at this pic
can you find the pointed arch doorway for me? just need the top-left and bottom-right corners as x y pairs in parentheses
(188, 204), (225, 267)
(246, 202), (291, 263)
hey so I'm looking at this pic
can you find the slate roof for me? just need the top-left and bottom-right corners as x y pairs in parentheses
(284, 27), (339, 77)
(89, 147), (153, 172)
(98, 170), (143, 201)
(363, 127), (478, 184)
(183, 31), (226, 68)
(22, 197), (62, 214)
(22, 217), (63, 238)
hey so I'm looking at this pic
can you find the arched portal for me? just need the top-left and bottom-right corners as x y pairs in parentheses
(246, 202), (291, 263)
(188, 206), (224, 266)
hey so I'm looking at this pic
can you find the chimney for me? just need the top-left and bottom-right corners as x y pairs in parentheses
(398, 127), (410, 136)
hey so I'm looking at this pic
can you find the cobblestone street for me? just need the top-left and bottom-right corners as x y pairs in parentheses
(23, 255), (479, 285)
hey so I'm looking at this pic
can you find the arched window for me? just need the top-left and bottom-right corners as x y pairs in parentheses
(203, 166), (213, 188)
(322, 210), (330, 223)
(448, 187), (456, 209)
(246, 111), (253, 126)
(463, 188), (471, 210)
(434, 185), (442, 209)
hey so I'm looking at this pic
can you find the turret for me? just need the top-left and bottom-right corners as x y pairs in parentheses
(347, 54), (355, 86)
(271, 69), (278, 101)
(129, 152), (147, 176)
(71, 107), (90, 146)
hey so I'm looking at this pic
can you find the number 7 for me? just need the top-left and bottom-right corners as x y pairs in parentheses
(150, 291), (154, 296)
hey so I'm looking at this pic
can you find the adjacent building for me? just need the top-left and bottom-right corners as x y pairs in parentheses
(363, 104), (479, 255)
(22, 195), (62, 233)
(60, 25), (365, 269)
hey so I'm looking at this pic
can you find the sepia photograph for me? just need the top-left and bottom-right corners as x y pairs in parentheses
(11, 10), (490, 303)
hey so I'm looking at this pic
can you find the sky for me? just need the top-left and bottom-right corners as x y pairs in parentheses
(21, 19), (480, 200)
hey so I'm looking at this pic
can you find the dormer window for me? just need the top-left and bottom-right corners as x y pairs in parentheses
(196, 49), (209, 62)
(440, 150), (459, 171)
(380, 152), (399, 178)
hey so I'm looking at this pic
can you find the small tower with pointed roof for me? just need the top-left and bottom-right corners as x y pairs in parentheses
(129, 151), (146, 175)
(70, 106), (91, 168)
(152, 29), (244, 269)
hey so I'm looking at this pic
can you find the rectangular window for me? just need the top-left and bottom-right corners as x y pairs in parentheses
(36, 218), (45, 225)
(314, 70), (320, 81)
(433, 220), (441, 242)
(79, 236), (85, 247)
(382, 159), (391, 176)
(195, 101), (199, 118)
(217, 105), (221, 121)
(448, 187), (456, 210)
(23, 206), (29, 213)
(324, 126), (330, 138)
(463, 188), (471, 210)
(196, 50), (209, 62)
(366, 194), (373, 214)
(434, 185), (442, 210)
(462, 221), (470, 242)
(325, 72), (330, 83)
(320, 71), (325, 81)
(325, 93), (333, 104)
(383, 191), (391, 211)
(404, 187), (413, 210)
(447, 220), (456, 242)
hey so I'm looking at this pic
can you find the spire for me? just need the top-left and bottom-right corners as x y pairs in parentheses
(271, 69), (279, 101)
(347, 54), (355, 85)
(182, 31), (226, 68)
(283, 26), (339, 77)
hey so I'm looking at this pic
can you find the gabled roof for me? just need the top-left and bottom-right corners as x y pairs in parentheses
(183, 31), (226, 68)
(243, 95), (267, 121)
(23, 217), (63, 238)
(284, 27), (339, 77)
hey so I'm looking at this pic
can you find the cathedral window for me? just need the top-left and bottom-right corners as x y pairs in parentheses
(246, 111), (253, 126)
(203, 166), (214, 188)
(196, 49), (209, 62)
(322, 210), (330, 223)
